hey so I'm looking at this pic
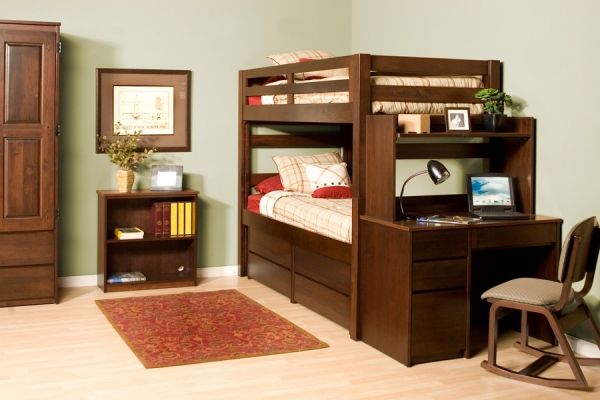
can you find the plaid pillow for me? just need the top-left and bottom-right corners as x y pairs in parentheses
(304, 162), (351, 191)
(272, 152), (343, 193)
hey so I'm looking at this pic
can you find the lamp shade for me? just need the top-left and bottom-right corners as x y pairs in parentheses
(427, 160), (451, 185)
(399, 160), (451, 218)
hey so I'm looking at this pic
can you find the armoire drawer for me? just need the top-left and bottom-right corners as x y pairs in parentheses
(0, 265), (55, 301)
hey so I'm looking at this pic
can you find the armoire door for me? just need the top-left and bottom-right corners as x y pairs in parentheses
(0, 26), (58, 232)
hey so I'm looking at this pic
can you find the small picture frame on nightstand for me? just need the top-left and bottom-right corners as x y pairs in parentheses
(151, 165), (183, 191)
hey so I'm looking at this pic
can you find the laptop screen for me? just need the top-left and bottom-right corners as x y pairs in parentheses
(467, 174), (516, 210)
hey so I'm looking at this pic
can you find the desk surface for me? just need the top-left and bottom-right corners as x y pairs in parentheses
(361, 214), (561, 231)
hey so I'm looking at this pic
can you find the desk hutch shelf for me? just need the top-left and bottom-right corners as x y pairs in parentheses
(97, 189), (198, 292)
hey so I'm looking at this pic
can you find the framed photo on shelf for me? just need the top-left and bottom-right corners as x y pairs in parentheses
(96, 68), (191, 152)
(444, 107), (471, 132)
(150, 165), (183, 191)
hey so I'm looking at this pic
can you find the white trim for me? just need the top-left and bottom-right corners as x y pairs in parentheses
(566, 334), (600, 358)
(58, 274), (97, 288)
(58, 265), (240, 288)
(196, 265), (239, 278)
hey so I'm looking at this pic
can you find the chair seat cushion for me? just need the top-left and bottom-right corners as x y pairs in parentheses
(481, 277), (574, 306)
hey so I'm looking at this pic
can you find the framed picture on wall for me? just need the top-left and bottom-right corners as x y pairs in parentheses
(96, 68), (191, 152)
(444, 107), (471, 132)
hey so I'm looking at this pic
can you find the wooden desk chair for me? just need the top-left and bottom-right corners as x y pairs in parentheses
(481, 216), (600, 390)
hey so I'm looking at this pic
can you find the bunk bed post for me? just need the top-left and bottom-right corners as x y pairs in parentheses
(238, 70), (250, 276)
(485, 60), (502, 90)
(364, 115), (398, 220)
(349, 54), (372, 340)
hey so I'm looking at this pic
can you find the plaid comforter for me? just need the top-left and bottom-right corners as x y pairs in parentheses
(259, 190), (352, 243)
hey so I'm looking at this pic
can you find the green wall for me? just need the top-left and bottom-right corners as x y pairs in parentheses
(3, 0), (352, 276)
(351, 0), (600, 338)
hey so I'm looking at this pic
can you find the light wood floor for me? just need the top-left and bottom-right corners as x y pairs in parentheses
(1, 276), (598, 399)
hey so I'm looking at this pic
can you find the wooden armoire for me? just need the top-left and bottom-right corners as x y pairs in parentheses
(0, 20), (60, 306)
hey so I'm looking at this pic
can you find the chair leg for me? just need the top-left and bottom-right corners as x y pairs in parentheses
(541, 308), (590, 389)
(515, 310), (529, 351)
(482, 302), (501, 368)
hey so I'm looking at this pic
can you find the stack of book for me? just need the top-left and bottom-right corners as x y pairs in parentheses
(107, 271), (146, 284)
(114, 227), (144, 239)
(150, 201), (196, 236)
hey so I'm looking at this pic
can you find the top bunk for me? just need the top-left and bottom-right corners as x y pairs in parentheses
(239, 53), (501, 125)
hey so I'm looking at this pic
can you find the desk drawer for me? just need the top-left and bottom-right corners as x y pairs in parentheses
(412, 259), (467, 292)
(411, 289), (467, 363)
(472, 223), (558, 250)
(412, 229), (468, 261)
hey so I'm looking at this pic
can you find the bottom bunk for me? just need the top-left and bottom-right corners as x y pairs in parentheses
(242, 209), (351, 328)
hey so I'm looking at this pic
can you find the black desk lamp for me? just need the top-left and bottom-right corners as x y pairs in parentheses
(399, 160), (451, 219)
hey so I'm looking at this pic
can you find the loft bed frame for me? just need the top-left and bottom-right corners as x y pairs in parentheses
(238, 54), (536, 341)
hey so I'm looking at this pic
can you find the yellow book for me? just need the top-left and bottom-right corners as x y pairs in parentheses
(184, 202), (192, 235)
(170, 202), (178, 236)
(191, 201), (196, 234)
(177, 202), (185, 235)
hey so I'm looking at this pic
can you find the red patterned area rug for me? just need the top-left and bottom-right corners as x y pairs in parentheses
(95, 289), (328, 368)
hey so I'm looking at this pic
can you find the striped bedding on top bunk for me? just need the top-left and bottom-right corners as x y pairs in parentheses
(254, 75), (484, 115)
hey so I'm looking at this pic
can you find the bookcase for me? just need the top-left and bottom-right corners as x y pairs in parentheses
(97, 189), (199, 292)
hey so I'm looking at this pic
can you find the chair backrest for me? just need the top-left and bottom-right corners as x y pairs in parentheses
(557, 217), (600, 300)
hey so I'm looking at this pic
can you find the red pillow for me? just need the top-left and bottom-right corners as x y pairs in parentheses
(247, 194), (263, 213)
(254, 175), (283, 194)
(312, 186), (352, 199)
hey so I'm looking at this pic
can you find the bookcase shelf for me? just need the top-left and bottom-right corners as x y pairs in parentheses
(97, 189), (199, 292)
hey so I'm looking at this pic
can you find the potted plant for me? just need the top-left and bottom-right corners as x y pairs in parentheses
(474, 88), (513, 132)
(98, 122), (155, 192)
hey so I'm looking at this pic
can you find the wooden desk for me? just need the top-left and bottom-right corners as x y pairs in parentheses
(358, 215), (562, 366)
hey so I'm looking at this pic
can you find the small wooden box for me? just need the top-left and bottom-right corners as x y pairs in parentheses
(398, 114), (430, 134)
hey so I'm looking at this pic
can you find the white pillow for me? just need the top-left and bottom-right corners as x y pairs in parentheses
(304, 162), (351, 192)
(272, 152), (343, 193)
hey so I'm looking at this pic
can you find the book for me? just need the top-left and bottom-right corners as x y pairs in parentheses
(150, 202), (164, 236)
(184, 202), (192, 235)
(161, 202), (171, 235)
(170, 202), (178, 236)
(106, 271), (146, 283)
(114, 227), (144, 239)
(417, 215), (482, 225)
(177, 202), (185, 235)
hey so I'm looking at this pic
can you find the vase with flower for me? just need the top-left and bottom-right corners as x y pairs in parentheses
(98, 122), (156, 192)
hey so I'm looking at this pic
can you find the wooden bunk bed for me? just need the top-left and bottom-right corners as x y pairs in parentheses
(238, 54), (540, 352)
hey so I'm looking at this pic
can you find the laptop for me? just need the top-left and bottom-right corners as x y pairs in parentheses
(466, 173), (530, 220)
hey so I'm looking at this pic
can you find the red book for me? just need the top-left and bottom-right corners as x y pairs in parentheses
(161, 202), (171, 236)
(150, 202), (164, 236)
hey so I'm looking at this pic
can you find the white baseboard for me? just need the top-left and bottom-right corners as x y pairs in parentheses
(566, 334), (600, 358)
(58, 265), (240, 288)
(196, 265), (239, 278)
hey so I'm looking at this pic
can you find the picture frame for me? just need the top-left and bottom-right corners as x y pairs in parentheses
(444, 107), (471, 132)
(96, 68), (191, 152)
(150, 165), (183, 191)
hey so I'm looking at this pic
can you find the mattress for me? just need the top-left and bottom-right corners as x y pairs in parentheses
(254, 75), (484, 115)
(259, 190), (352, 243)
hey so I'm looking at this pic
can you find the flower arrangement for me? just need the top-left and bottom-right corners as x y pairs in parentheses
(98, 122), (155, 170)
